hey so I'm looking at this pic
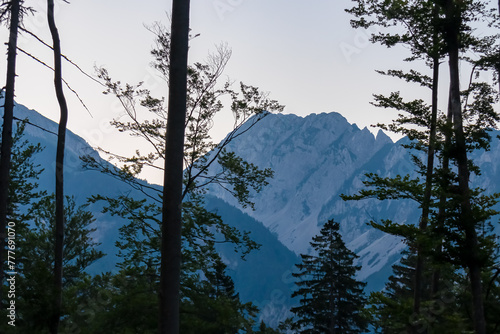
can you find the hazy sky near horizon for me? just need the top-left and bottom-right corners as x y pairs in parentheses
(0, 0), (458, 182)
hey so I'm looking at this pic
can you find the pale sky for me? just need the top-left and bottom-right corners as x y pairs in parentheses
(0, 0), (465, 183)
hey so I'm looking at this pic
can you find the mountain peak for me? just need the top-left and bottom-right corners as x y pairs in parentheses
(208, 110), (399, 256)
(375, 128), (393, 145)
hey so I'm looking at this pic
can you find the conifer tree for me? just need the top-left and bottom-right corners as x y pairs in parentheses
(181, 256), (258, 333)
(369, 250), (418, 334)
(1, 120), (45, 223)
(369, 249), (472, 333)
(347, 0), (447, 321)
(0, 119), (45, 328)
(291, 220), (368, 333)
(13, 195), (104, 333)
(0, 121), (103, 333)
(256, 321), (283, 334)
(345, 1), (500, 332)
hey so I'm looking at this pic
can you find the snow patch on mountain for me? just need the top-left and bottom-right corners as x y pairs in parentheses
(205, 112), (420, 284)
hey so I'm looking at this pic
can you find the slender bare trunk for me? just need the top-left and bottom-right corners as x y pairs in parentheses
(413, 55), (439, 329)
(47, 0), (68, 332)
(413, 5), (441, 324)
(432, 89), (453, 296)
(0, 0), (21, 293)
(444, 1), (486, 332)
(158, 0), (190, 333)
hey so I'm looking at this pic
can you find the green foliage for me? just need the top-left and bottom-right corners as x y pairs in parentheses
(347, 0), (447, 62)
(345, 1), (500, 332)
(2, 120), (46, 222)
(181, 257), (258, 333)
(347, 0), (499, 63)
(217, 150), (274, 209)
(290, 220), (368, 333)
(368, 249), (474, 333)
(0, 195), (104, 333)
(483, 267), (500, 332)
(83, 188), (262, 332)
(61, 241), (259, 333)
(342, 173), (424, 203)
(80, 22), (284, 332)
(87, 24), (283, 208)
(255, 321), (284, 333)
(0, 120), (45, 330)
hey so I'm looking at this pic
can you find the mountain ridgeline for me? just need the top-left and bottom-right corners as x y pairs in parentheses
(6, 103), (500, 327)
(207, 112), (419, 282)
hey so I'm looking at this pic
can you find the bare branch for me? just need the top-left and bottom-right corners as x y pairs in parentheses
(17, 46), (93, 117)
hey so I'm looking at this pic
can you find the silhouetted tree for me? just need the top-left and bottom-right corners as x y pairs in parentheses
(83, 18), (282, 334)
(347, 0), (447, 322)
(159, 1), (191, 333)
(291, 220), (368, 333)
(47, 0), (69, 332)
(0, 0), (22, 293)
(346, 1), (500, 332)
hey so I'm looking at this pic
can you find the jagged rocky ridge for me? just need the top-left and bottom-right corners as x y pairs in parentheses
(207, 112), (418, 284)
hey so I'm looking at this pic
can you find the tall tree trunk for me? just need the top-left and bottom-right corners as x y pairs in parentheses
(498, 1), (500, 95)
(444, 1), (486, 333)
(158, 0), (190, 333)
(0, 0), (21, 292)
(413, 54), (439, 329)
(47, 0), (68, 332)
(432, 89), (453, 296)
(413, 4), (441, 324)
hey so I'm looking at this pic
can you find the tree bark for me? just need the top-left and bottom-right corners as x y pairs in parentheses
(158, 1), (190, 333)
(413, 4), (441, 323)
(0, 0), (21, 292)
(413, 54), (439, 329)
(498, 0), (500, 95)
(444, 1), (486, 333)
(47, 0), (69, 332)
(432, 88), (453, 296)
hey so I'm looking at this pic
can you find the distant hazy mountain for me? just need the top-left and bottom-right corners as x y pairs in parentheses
(2, 102), (300, 326)
(204, 111), (500, 306)
(2, 101), (154, 271)
(5, 102), (500, 327)
(206, 112), (418, 286)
